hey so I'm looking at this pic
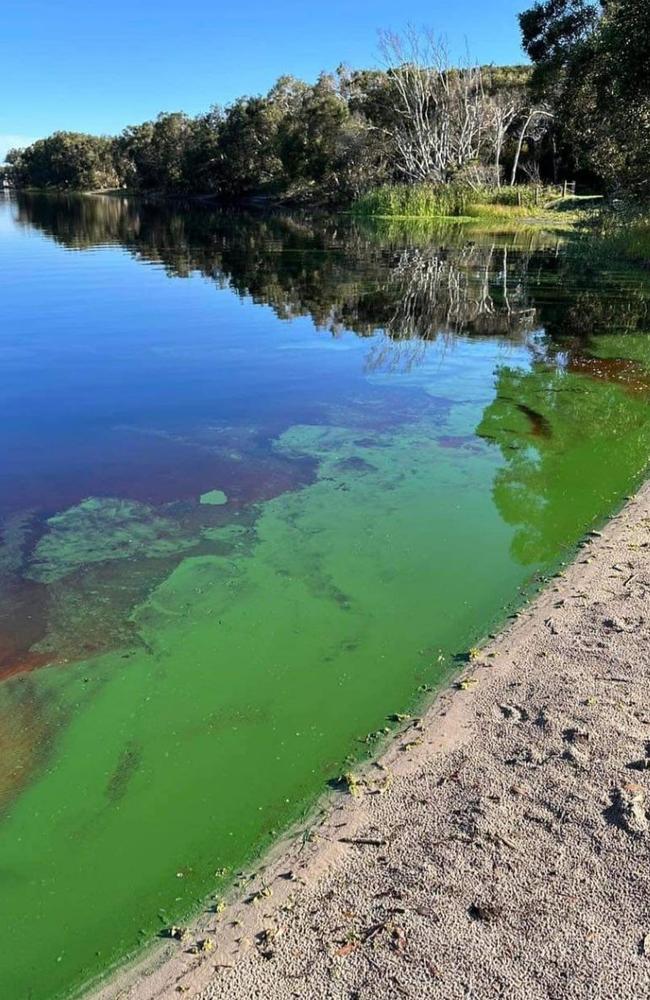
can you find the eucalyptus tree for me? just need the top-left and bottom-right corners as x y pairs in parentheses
(7, 133), (118, 190)
(215, 94), (285, 195)
(116, 112), (198, 192)
(275, 73), (350, 191)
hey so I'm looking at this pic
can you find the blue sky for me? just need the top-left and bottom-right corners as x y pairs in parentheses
(0, 0), (528, 160)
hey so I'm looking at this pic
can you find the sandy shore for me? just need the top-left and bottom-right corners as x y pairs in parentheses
(93, 485), (650, 1000)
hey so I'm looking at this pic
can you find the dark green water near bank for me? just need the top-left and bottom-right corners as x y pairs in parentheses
(0, 194), (649, 1000)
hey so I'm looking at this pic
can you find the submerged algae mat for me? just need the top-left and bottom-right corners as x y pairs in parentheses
(2, 349), (650, 1000)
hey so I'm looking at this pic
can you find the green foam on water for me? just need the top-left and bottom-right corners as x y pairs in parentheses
(27, 498), (195, 583)
(199, 489), (228, 506)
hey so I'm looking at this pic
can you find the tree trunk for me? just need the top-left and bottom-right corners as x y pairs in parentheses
(510, 112), (533, 187)
(510, 109), (553, 187)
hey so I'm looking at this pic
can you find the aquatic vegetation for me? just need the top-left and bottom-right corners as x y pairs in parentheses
(604, 216), (650, 266)
(0, 679), (55, 813)
(353, 183), (474, 218)
(4, 369), (649, 997)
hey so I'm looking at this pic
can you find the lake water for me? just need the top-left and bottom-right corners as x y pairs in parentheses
(1, 193), (649, 999)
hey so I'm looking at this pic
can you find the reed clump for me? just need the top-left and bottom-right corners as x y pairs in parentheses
(353, 183), (562, 219)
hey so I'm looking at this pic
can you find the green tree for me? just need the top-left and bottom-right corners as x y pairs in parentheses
(519, 0), (598, 70)
(117, 113), (197, 192)
(182, 107), (223, 193)
(6, 133), (118, 190)
(276, 73), (349, 190)
(520, 0), (650, 195)
(215, 94), (285, 196)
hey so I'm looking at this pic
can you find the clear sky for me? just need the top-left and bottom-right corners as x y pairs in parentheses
(0, 0), (528, 160)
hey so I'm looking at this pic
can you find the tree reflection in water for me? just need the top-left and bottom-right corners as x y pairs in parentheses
(9, 190), (650, 574)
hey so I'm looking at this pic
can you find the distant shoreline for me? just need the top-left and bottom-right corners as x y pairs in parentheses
(6, 186), (604, 234)
(3, 185), (324, 207)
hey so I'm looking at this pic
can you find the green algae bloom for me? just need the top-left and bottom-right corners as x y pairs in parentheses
(199, 489), (229, 506)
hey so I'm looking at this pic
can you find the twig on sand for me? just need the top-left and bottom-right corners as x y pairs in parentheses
(339, 837), (388, 847)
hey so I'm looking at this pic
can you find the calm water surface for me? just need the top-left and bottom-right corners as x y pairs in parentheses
(1, 194), (649, 999)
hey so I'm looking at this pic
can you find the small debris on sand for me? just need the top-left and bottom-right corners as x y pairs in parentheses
(607, 783), (649, 835)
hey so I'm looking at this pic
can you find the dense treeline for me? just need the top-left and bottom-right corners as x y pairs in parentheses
(3, 1), (647, 201)
(4, 62), (535, 200)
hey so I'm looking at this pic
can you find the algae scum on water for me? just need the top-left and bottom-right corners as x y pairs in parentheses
(0, 195), (649, 1000)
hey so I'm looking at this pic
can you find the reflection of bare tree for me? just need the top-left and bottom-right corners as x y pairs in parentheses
(364, 335), (429, 374)
(362, 245), (539, 372)
(385, 244), (536, 339)
(13, 192), (648, 364)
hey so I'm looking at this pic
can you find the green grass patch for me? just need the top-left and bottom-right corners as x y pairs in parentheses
(584, 211), (650, 265)
(352, 183), (564, 220)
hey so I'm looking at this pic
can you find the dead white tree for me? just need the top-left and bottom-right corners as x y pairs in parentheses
(485, 90), (526, 187)
(510, 106), (554, 186)
(377, 28), (491, 183)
